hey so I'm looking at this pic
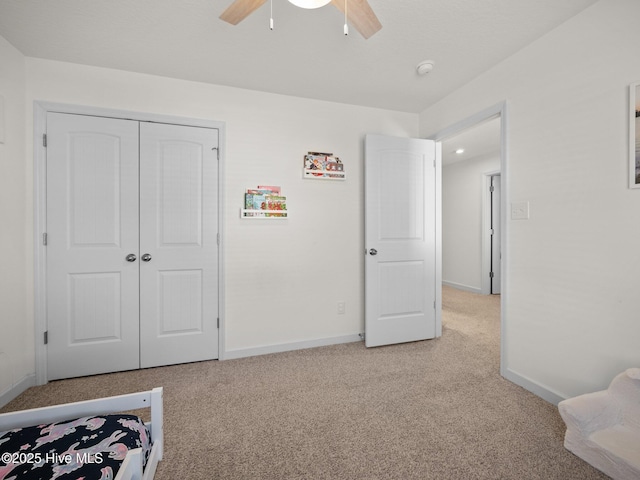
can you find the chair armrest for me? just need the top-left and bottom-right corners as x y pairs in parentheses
(559, 390), (618, 436)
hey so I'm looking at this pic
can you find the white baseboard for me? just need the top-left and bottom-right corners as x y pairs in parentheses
(442, 280), (482, 294)
(502, 368), (565, 405)
(0, 374), (36, 409)
(221, 334), (363, 361)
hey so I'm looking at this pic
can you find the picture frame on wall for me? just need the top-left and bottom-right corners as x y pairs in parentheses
(303, 152), (346, 180)
(630, 82), (640, 189)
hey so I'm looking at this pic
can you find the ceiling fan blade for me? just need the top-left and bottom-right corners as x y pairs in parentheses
(220, 0), (268, 25)
(331, 0), (381, 39)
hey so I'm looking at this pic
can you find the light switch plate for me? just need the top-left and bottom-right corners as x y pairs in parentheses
(511, 201), (530, 220)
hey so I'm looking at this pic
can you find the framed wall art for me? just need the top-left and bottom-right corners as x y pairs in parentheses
(303, 152), (345, 180)
(630, 82), (640, 189)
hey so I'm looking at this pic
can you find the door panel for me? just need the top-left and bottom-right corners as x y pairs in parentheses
(379, 152), (425, 240)
(139, 122), (219, 368)
(365, 134), (437, 347)
(157, 141), (204, 246)
(157, 270), (204, 334)
(68, 132), (122, 247)
(46, 113), (140, 380)
(69, 272), (122, 342)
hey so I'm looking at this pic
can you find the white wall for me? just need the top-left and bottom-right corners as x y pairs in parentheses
(442, 154), (500, 293)
(24, 58), (418, 361)
(9, 0), (639, 404)
(420, 0), (640, 400)
(0, 36), (33, 402)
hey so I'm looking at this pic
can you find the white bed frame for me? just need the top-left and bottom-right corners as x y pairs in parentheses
(0, 387), (163, 480)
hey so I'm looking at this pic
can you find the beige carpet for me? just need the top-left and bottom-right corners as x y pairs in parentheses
(1, 286), (608, 479)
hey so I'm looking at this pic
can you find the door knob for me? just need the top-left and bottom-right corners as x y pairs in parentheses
(126, 254), (137, 262)
(141, 253), (152, 262)
(369, 248), (378, 256)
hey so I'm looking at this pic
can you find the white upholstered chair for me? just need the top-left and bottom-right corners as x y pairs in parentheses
(558, 367), (640, 480)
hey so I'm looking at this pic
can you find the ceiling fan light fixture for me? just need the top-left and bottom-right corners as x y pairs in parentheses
(220, 0), (382, 39)
(288, 0), (331, 8)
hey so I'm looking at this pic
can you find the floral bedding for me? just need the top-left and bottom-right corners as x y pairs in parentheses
(0, 414), (151, 480)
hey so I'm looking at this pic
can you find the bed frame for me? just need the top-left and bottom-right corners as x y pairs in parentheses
(0, 387), (163, 480)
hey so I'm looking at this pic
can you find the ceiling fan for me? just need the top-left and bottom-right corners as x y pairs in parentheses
(219, 0), (382, 39)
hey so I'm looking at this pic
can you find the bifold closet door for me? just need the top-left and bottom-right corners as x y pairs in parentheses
(46, 113), (140, 380)
(138, 122), (219, 368)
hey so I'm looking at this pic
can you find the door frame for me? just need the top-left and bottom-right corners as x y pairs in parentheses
(428, 101), (508, 377)
(33, 102), (226, 385)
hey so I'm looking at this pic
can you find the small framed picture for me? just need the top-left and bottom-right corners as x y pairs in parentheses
(303, 152), (345, 180)
(630, 82), (640, 189)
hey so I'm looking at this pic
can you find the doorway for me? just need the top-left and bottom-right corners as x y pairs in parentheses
(430, 102), (507, 376)
(440, 117), (502, 295)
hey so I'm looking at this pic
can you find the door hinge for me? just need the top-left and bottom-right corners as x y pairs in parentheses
(43, 134), (47, 147)
(490, 185), (495, 193)
(217, 318), (220, 329)
(490, 272), (495, 278)
(44, 331), (48, 345)
(43, 233), (48, 245)
(212, 146), (219, 160)
(217, 233), (220, 245)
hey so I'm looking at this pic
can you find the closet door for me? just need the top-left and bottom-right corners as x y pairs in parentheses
(46, 113), (140, 380)
(138, 122), (219, 367)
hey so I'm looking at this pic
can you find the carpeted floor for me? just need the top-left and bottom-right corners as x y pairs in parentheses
(1, 286), (608, 479)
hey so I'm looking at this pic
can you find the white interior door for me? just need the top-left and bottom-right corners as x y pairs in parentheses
(364, 134), (438, 347)
(46, 113), (140, 380)
(46, 114), (220, 380)
(139, 122), (219, 368)
(491, 175), (501, 294)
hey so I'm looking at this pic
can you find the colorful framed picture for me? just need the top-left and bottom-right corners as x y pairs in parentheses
(630, 82), (640, 189)
(303, 152), (346, 180)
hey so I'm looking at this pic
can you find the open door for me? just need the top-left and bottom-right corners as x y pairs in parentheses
(490, 174), (501, 294)
(364, 134), (439, 347)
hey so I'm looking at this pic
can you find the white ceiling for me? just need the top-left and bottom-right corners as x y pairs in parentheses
(0, 0), (598, 113)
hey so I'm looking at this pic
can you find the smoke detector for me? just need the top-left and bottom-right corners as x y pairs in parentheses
(416, 60), (435, 76)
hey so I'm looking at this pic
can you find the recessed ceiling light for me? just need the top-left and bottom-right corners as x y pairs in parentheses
(455, 148), (465, 154)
